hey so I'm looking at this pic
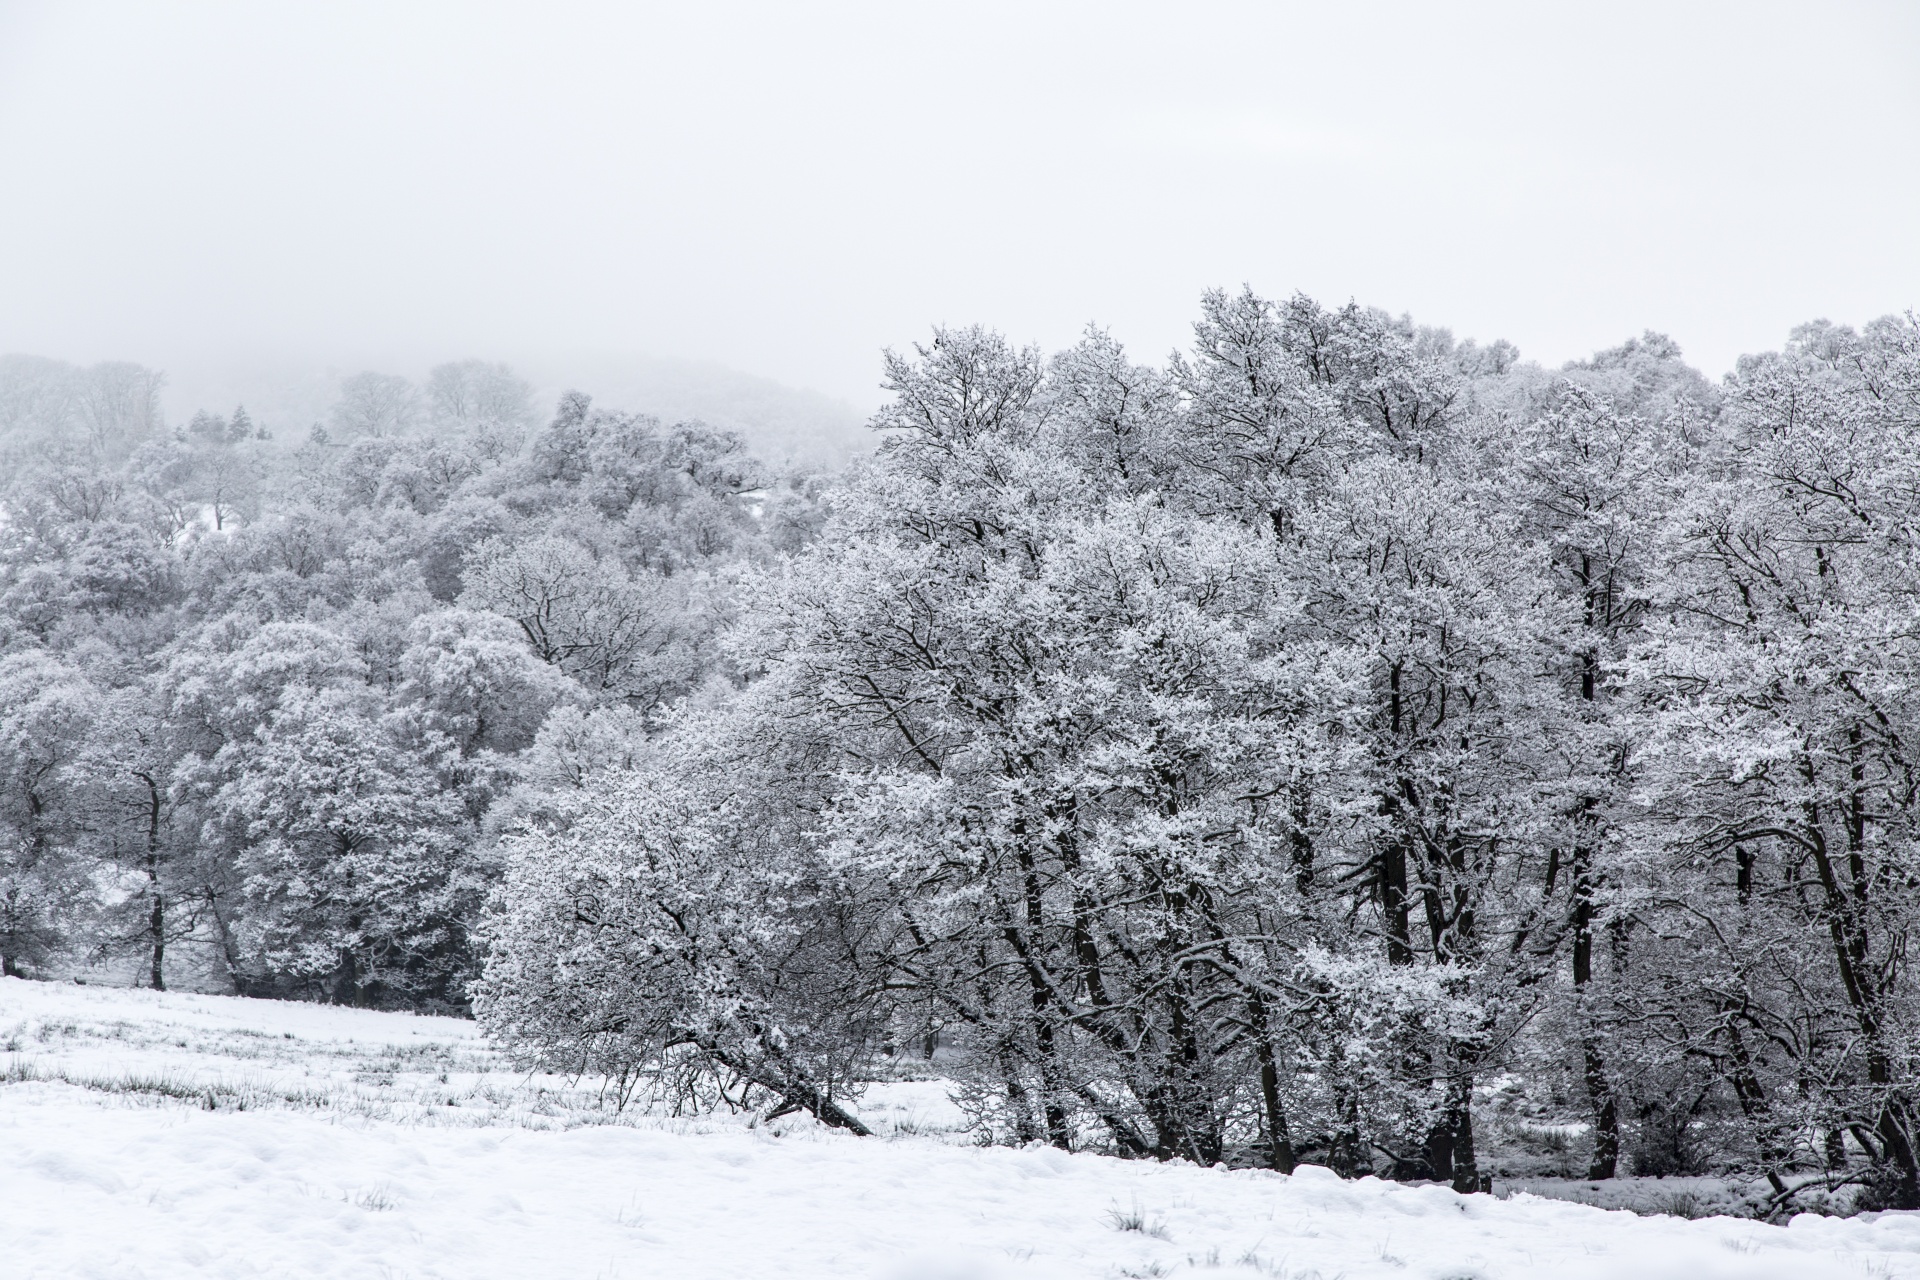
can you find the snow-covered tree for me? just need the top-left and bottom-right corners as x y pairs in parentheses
(1625, 313), (1920, 1206)
(460, 533), (704, 713)
(210, 684), (475, 1005)
(0, 651), (99, 976)
(478, 747), (879, 1130)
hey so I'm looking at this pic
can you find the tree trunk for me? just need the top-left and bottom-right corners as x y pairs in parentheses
(1381, 665), (1414, 966)
(699, 1033), (874, 1137)
(1571, 631), (1621, 1179)
(1802, 763), (1920, 1209)
(1582, 1040), (1618, 1178)
(1571, 840), (1617, 1178)
(1423, 1071), (1479, 1192)
(140, 772), (165, 992)
(147, 884), (165, 992)
(1723, 1013), (1789, 1196)
(1326, 1040), (1368, 1177)
(206, 890), (248, 996)
(1249, 989), (1296, 1172)
(1381, 835), (1414, 966)
(332, 949), (359, 1006)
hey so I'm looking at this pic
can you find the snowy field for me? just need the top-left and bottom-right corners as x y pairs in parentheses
(2, 978), (1917, 1280)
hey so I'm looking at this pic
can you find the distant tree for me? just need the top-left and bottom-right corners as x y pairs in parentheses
(331, 372), (420, 439)
(124, 439), (202, 544)
(427, 360), (534, 433)
(459, 533), (704, 713)
(187, 410), (230, 444)
(392, 608), (572, 759)
(193, 442), (264, 531)
(72, 361), (166, 459)
(0, 355), (78, 445)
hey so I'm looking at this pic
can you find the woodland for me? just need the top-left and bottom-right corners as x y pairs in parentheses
(5, 292), (1920, 1213)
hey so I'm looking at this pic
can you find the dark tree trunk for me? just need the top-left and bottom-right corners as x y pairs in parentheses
(138, 772), (165, 992)
(332, 950), (360, 1007)
(698, 1033), (874, 1137)
(147, 887), (166, 992)
(1571, 841), (1617, 1178)
(1381, 836), (1414, 966)
(1290, 787), (1315, 895)
(1571, 636), (1620, 1178)
(1249, 989), (1296, 1172)
(1450, 1076), (1479, 1194)
(1010, 816), (1073, 1150)
(1381, 665), (1414, 966)
(1724, 1013), (1789, 1196)
(1801, 752), (1920, 1209)
(1326, 1040), (1368, 1177)
(1582, 1040), (1618, 1179)
(1418, 1071), (1479, 1192)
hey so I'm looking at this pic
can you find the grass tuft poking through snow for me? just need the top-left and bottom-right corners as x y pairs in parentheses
(3, 977), (1920, 1278)
(1106, 1201), (1173, 1240)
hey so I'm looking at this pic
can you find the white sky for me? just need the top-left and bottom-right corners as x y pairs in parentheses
(1, 0), (1915, 411)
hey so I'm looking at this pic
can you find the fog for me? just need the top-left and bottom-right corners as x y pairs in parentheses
(2, 0), (1916, 433)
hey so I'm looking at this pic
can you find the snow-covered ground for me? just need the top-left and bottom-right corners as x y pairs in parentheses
(2, 977), (1916, 1279)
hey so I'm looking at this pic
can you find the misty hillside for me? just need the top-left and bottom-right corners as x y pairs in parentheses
(525, 354), (871, 465)
(1, 350), (872, 469)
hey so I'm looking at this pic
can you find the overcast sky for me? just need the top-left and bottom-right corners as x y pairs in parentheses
(1, 1), (1915, 412)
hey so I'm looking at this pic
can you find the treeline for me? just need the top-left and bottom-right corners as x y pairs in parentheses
(9, 299), (1920, 1211)
(475, 294), (1920, 1211)
(0, 355), (824, 1007)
